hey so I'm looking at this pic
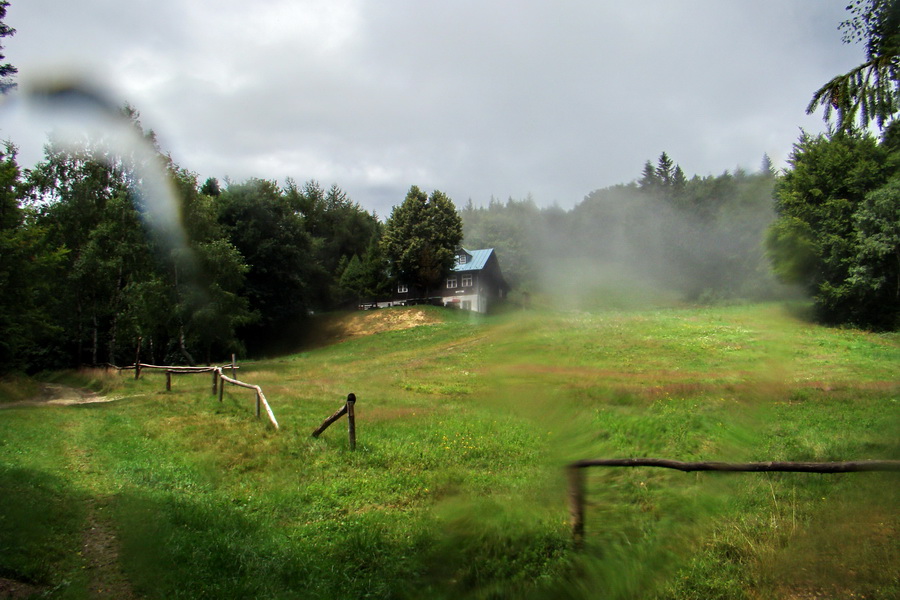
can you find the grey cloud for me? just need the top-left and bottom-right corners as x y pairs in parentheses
(3, 1), (864, 216)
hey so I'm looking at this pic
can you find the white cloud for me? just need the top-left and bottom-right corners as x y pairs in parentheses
(2, 0), (865, 215)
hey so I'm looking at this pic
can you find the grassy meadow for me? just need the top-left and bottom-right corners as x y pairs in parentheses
(0, 303), (898, 599)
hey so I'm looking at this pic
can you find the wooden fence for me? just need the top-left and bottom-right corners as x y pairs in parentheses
(311, 393), (357, 450)
(127, 361), (279, 429)
(566, 458), (900, 547)
(217, 370), (279, 429)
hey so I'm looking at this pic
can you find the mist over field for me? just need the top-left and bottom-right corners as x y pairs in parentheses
(461, 159), (794, 311)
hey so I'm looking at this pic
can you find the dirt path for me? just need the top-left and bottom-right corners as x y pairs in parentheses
(0, 383), (122, 409)
(1, 384), (138, 598)
(80, 500), (136, 600)
(0, 577), (45, 599)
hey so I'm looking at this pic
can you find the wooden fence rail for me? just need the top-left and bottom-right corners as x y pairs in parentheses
(119, 364), (235, 372)
(567, 458), (900, 547)
(164, 368), (219, 395)
(126, 360), (277, 430)
(218, 370), (279, 430)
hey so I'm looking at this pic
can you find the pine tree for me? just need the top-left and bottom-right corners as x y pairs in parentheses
(807, 0), (900, 131)
(760, 153), (775, 176)
(655, 152), (676, 187)
(0, 1), (17, 93)
(639, 160), (659, 191)
(672, 165), (687, 193)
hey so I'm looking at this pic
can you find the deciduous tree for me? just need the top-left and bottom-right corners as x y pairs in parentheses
(216, 178), (319, 353)
(0, 144), (65, 372)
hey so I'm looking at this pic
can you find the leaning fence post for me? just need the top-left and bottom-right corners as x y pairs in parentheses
(311, 396), (352, 438)
(346, 393), (357, 451)
(218, 369), (224, 402)
(567, 465), (586, 549)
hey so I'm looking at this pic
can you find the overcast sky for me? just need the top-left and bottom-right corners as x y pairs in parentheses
(2, 1), (863, 216)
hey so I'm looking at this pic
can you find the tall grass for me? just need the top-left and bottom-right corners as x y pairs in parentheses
(0, 304), (897, 598)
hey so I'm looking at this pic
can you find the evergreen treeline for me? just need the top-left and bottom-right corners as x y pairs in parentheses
(462, 153), (784, 308)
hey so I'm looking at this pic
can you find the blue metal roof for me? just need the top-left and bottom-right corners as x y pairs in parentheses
(453, 248), (494, 272)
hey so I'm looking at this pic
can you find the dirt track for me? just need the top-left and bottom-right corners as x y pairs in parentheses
(0, 383), (119, 409)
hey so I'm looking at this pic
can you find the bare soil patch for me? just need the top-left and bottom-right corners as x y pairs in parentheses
(81, 502), (135, 600)
(310, 308), (443, 346)
(0, 384), (119, 410)
(0, 578), (46, 599)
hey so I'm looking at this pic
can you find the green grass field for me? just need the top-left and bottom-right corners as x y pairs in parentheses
(1, 303), (898, 599)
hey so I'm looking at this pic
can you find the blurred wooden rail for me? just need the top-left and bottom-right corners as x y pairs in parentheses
(567, 458), (900, 547)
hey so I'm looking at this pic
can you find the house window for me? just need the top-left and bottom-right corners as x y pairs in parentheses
(458, 254), (468, 265)
(446, 277), (457, 289)
(461, 274), (473, 287)
(398, 283), (408, 294)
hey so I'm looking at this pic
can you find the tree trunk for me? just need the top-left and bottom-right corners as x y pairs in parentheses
(110, 266), (123, 366)
(108, 312), (117, 367)
(179, 326), (196, 366)
(76, 297), (84, 365)
(894, 247), (899, 300)
(91, 313), (98, 367)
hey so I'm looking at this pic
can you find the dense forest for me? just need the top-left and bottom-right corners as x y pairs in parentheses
(0, 113), (384, 371)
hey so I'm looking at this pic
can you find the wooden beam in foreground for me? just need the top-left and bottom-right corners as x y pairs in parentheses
(567, 458), (900, 547)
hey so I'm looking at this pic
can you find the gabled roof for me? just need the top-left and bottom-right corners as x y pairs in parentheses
(453, 248), (494, 272)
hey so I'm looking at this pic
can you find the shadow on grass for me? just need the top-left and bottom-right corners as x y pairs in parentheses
(112, 489), (431, 599)
(0, 466), (86, 593)
(109, 487), (577, 600)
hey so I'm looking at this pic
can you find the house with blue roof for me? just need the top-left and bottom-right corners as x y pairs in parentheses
(384, 248), (509, 313)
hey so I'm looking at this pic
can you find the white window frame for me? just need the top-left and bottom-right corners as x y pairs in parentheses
(461, 274), (473, 287)
(398, 283), (408, 293)
(458, 254), (468, 265)
(446, 277), (457, 289)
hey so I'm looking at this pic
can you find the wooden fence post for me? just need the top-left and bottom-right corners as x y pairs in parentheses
(567, 465), (585, 549)
(255, 389), (261, 419)
(218, 369), (224, 402)
(212, 370), (218, 396)
(166, 371), (171, 392)
(231, 354), (236, 378)
(346, 393), (356, 451)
